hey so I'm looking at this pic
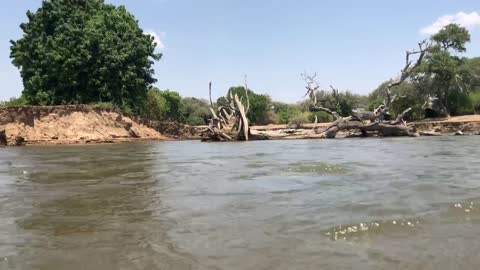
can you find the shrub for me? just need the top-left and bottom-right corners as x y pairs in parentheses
(288, 112), (310, 129)
(469, 92), (480, 114)
(0, 96), (28, 107)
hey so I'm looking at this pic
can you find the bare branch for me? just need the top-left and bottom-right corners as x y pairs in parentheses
(309, 104), (340, 120)
(382, 40), (430, 113)
(209, 82), (214, 108)
(330, 85), (341, 110)
(393, 107), (412, 125)
(244, 74), (250, 113)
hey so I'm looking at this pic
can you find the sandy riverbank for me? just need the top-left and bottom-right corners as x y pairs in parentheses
(0, 105), (202, 146)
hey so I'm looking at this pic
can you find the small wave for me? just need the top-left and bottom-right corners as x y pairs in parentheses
(245, 162), (272, 169)
(285, 162), (349, 175)
(452, 201), (477, 212)
(447, 201), (480, 220)
(324, 218), (422, 241)
(237, 171), (272, 180)
(253, 152), (273, 157)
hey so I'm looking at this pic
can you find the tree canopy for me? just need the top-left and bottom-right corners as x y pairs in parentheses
(10, 0), (161, 113)
(419, 24), (471, 115)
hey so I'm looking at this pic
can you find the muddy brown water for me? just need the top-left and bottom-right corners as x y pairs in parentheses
(1, 137), (480, 269)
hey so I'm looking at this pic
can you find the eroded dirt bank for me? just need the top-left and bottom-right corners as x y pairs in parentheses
(0, 105), (201, 145)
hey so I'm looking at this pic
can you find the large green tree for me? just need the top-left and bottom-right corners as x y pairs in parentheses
(420, 24), (471, 115)
(10, 0), (161, 113)
(369, 24), (473, 117)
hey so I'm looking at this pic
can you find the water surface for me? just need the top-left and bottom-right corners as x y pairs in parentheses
(1, 137), (480, 269)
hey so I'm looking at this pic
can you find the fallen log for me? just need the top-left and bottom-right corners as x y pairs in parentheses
(299, 41), (431, 139)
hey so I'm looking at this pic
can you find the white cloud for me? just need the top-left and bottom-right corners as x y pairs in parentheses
(420, 11), (480, 35)
(145, 30), (166, 50)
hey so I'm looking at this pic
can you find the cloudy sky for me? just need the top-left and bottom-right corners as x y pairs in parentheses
(0, 0), (479, 102)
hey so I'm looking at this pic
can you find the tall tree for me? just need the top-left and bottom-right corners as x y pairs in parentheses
(420, 24), (471, 115)
(10, 0), (161, 113)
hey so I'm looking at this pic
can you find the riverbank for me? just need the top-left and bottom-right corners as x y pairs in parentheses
(0, 105), (202, 146)
(249, 115), (480, 139)
(1, 105), (480, 146)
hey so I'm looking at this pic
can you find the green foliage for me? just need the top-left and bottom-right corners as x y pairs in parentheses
(416, 24), (472, 115)
(0, 96), (28, 107)
(431, 24), (471, 52)
(272, 102), (302, 124)
(367, 81), (388, 111)
(143, 88), (168, 121)
(142, 88), (189, 122)
(309, 111), (333, 123)
(184, 116), (205, 126)
(338, 91), (364, 116)
(10, 0), (161, 114)
(218, 86), (272, 125)
(288, 112), (310, 128)
(368, 24), (474, 118)
(182, 97), (210, 125)
(389, 83), (426, 120)
(311, 90), (364, 117)
(469, 92), (480, 114)
(368, 80), (428, 119)
(458, 57), (480, 92)
(158, 90), (185, 122)
(91, 102), (116, 111)
(447, 90), (473, 115)
(263, 111), (280, 125)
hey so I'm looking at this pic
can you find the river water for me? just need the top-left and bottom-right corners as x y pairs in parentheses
(1, 137), (480, 269)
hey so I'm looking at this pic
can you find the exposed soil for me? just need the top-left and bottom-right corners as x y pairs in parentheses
(0, 105), (183, 145)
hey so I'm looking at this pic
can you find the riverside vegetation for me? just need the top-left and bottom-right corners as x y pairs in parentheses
(1, 0), (480, 141)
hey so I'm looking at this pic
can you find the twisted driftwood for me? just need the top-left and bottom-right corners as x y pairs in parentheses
(302, 41), (430, 138)
(202, 79), (260, 141)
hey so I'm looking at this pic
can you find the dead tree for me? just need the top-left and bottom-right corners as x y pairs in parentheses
(374, 40), (430, 120)
(302, 41), (430, 138)
(201, 80), (251, 141)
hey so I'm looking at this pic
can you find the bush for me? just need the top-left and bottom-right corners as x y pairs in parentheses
(143, 88), (168, 121)
(448, 91), (473, 116)
(309, 111), (332, 123)
(262, 111), (280, 125)
(273, 103), (302, 124)
(91, 102), (116, 111)
(288, 112), (310, 129)
(182, 97), (210, 125)
(185, 116), (206, 126)
(0, 96), (28, 107)
(469, 92), (480, 114)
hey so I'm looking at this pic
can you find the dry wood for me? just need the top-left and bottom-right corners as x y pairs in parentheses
(202, 80), (266, 142)
(299, 41), (431, 139)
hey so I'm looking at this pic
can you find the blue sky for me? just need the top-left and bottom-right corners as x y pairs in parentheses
(1, 0), (479, 102)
